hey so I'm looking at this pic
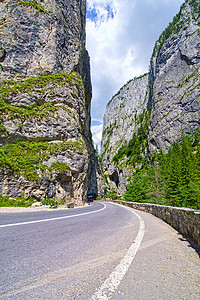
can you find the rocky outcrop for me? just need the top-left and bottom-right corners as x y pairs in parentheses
(101, 0), (200, 194)
(149, 0), (200, 152)
(0, 0), (95, 205)
(101, 74), (149, 194)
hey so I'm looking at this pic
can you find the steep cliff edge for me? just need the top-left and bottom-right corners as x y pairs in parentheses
(149, 0), (200, 152)
(101, 74), (149, 194)
(0, 0), (94, 205)
(101, 0), (200, 194)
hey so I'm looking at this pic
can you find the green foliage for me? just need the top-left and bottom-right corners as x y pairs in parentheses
(112, 109), (150, 167)
(188, 0), (200, 13)
(0, 124), (8, 136)
(124, 174), (149, 202)
(41, 198), (66, 207)
(101, 190), (120, 200)
(49, 162), (70, 173)
(123, 129), (200, 210)
(0, 99), (60, 122)
(17, 0), (48, 14)
(0, 72), (81, 98)
(0, 140), (85, 181)
(0, 195), (36, 207)
(0, 195), (66, 207)
(0, 72), (81, 122)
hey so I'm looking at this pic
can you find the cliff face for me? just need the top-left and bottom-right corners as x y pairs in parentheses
(101, 74), (149, 194)
(149, 0), (200, 152)
(0, 0), (94, 205)
(101, 0), (200, 193)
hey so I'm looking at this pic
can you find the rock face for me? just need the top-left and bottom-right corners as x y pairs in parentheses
(101, 74), (149, 194)
(101, 0), (200, 193)
(149, 0), (200, 152)
(0, 0), (95, 205)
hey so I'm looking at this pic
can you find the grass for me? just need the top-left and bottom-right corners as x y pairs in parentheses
(0, 195), (36, 207)
(0, 195), (67, 207)
(0, 72), (82, 122)
(0, 140), (85, 181)
(0, 72), (82, 98)
(17, 0), (48, 14)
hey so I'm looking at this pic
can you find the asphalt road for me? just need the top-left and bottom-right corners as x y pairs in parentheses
(0, 202), (199, 299)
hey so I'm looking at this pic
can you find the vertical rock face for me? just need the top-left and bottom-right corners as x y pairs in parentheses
(0, 0), (94, 205)
(101, 74), (149, 193)
(101, 0), (200, 194)
(149, 0), (200, 152)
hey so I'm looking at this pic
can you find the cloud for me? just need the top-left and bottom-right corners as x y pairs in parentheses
(91, 123), (103, 152)
(86, 0), (184, 126)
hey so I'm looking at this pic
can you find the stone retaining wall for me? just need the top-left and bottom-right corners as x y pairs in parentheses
(112, 200), (200, 249)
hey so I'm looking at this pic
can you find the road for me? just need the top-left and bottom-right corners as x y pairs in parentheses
(0, 202), (199, 299)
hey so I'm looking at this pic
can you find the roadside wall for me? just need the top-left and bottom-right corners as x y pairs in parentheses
(112, 200), (200, 249)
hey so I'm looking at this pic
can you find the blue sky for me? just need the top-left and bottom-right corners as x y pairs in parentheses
(86, 0), (185, 149)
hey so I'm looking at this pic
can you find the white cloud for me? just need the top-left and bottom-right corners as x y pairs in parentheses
(91, 124), (103, 151)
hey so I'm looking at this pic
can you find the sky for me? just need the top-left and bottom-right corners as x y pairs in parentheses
(86, 0), (185, 150)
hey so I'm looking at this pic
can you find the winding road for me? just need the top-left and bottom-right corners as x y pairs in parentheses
(0, 202), (199, 299)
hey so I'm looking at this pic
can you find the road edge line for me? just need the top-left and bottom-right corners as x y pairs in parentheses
(90, 203), (145, 300)
(0, 203), (106, 228)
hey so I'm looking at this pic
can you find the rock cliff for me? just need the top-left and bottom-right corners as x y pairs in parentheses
(149, 0), (200, 152)
(101, 74), (149, 194)
(101, 0), (200, 193)
(0, 0), (94, 205)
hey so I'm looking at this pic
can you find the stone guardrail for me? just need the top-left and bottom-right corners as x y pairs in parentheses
(111, 200), (200, 249)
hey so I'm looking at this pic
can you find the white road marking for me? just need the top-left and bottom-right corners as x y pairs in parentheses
(91, 204), (145, 300)
(0, 203), (106, 228)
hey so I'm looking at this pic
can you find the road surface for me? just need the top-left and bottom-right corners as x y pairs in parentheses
(0, 202), (199, 299)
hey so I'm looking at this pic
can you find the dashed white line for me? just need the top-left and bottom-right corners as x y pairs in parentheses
(0, 203), (106, 228)
(90, 205), (145, 300)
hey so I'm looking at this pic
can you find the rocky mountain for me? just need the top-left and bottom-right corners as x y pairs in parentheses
(0, 0), (96, 205)
(149, 0), (200, 153)
(101, 0), (200, 194)
(101, 74), (149, 194)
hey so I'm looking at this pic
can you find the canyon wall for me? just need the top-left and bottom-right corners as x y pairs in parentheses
(0, 0), (95, 205)
(101, 0), (200, 194)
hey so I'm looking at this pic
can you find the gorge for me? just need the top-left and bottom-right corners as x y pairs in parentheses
(0, 0), (200, 209)
(101, 0), (200, 208)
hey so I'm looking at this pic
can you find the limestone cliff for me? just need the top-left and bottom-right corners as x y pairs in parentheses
(149, 0), (200, 152)
(0, 0), (94, 205)
(101, 74), (149, 194)
(101, 0), (200, 194)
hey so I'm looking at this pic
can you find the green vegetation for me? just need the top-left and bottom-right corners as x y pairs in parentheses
(0, 100), (60, 121)
(0, 195), (36, 207)
(96, 190), (120, 201)
(0, 72), (82, 98)
(124, 129), (200, 210)
(0, 140), (85, 181)
(49, 162), (70, 173)
(0, 195), (66, 207)
(0, 72), (81, 122)
(188, 0), (200, 13)
(0, 124), (8, 136)
(17, 0), (48, 14)
(112, 109), (150, 168)
(101, 121), (118, 158)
